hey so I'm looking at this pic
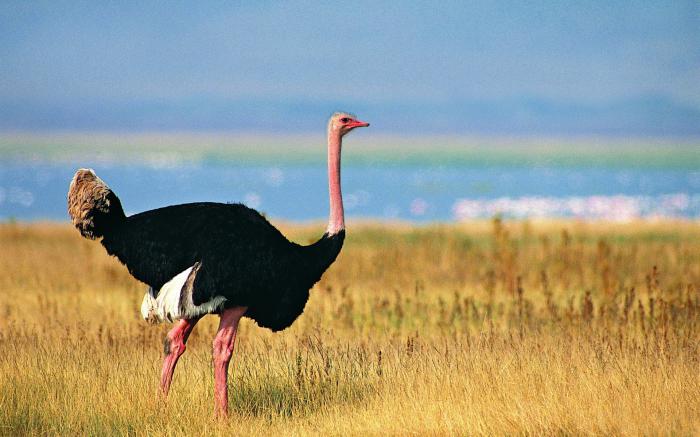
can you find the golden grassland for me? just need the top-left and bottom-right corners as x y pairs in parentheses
(0, 220), (699, 436)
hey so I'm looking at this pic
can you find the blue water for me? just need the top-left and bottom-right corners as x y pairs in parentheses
(1, 163), (699, 221)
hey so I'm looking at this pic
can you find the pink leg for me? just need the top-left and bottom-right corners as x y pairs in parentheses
(212, 306), (247, 417)
(161, 317), (200, 396)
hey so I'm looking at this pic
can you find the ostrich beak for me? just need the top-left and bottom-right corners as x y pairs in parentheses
(349, 119), (370, 128)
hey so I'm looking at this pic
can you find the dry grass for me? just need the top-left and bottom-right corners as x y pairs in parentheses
(1, 220), (699, 436)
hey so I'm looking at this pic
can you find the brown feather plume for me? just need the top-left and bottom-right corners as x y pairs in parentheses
(67, 168), (125, 239)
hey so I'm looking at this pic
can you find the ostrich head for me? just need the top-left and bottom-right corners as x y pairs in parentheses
(328, 112), (370, 137)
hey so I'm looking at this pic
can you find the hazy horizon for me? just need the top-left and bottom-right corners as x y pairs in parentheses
(2, 1), (699, 136)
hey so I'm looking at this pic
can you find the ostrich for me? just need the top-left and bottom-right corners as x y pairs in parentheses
(67, 112), (369, 416)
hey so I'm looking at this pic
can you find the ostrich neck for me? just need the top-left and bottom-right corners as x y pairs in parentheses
(326, 129), (344, 235)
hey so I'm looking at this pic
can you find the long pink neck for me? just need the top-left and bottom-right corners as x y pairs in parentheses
(326, 129), (344, 235)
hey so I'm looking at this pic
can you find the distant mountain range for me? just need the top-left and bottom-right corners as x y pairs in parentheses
(1, 95), (698, 136)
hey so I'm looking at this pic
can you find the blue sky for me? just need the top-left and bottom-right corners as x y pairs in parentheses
(1, 1), (698, 134)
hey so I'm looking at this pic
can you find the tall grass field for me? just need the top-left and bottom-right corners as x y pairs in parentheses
(1, 220), (698, 435)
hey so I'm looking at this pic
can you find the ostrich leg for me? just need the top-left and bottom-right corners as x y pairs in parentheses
(212, 306), (248, 417)
(161, 317), (200, 396)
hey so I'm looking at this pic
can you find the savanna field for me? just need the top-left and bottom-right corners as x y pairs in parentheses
(1, 220), (699, 436)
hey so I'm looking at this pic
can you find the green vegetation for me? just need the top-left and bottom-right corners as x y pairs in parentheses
(2, 132), (699, 168)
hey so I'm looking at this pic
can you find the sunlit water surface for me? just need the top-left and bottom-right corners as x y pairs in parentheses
(1, 163), (698, 222)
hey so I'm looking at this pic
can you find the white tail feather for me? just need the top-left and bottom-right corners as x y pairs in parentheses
(140, 265), (227, 324)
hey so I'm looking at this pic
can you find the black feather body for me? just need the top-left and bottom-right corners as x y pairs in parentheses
(101, 202), (344, 331)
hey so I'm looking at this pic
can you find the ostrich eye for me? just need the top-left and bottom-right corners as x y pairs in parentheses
(340, 117), (350, 123)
